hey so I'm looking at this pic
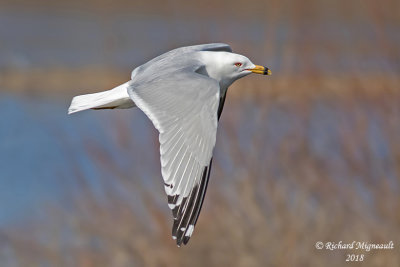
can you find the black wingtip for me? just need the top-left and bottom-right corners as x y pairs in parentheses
(173, 233), (191, 247)
(169, 161), (213, 248)
(183, 236), (191, 245)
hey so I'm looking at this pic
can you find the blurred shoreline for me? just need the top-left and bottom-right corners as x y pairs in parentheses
(1, 67), (398, 100)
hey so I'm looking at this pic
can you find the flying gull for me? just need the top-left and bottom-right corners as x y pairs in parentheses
(68, 43), (271, 246)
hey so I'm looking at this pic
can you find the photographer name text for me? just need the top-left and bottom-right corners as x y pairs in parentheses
(315, 241), (394, 252)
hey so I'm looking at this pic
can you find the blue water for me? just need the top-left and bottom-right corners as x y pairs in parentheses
(0, 94), (158, 226)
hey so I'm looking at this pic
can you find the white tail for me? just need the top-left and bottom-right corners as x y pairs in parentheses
(68, 82), (135, 114)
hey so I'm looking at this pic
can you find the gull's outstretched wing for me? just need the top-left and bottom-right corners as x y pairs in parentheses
(132, 44), (232, 79)
(128, 65), (220, 246)
(184, 43), (232, 52)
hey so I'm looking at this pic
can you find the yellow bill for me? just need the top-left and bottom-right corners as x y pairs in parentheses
(248, 65), (271, 75)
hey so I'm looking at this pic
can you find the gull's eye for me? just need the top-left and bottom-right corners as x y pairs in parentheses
(234, 62), (242, 67)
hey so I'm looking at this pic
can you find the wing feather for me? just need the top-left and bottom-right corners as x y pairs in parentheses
(128, 66), (220, 246)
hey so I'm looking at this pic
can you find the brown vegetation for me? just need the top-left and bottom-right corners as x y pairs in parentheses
(1, 75), (399, 266)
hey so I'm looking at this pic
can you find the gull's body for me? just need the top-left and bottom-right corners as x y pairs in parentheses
(68, 43), (270, 246)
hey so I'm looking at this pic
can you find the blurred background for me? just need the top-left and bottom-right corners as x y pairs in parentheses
(0, 0), (399, 266)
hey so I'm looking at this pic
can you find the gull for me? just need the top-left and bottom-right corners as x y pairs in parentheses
(68, 43), (270, 246)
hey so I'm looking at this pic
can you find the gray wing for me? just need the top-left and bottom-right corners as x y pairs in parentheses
(132, 44), (232, 80)
(162, 43), (232, 56)
(128, 66), (220, 246)
(180, 43), (232, 53)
